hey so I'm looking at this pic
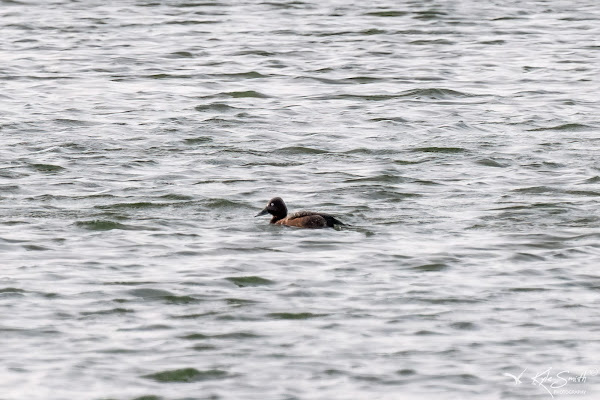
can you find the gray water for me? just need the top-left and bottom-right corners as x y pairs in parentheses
(1, 1), (600, 399)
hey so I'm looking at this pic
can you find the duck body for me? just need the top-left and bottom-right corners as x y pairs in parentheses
(256, 197), (345, 229)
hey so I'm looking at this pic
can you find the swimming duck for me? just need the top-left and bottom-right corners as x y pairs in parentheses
(255, 197), (345, 228)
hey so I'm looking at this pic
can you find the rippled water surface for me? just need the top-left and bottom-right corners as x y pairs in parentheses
(2, 1), (600, 399)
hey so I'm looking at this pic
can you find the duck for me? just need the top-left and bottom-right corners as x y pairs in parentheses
(255, 197), (345, 229)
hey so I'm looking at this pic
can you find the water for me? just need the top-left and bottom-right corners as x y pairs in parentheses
(1, 0), (600, 399)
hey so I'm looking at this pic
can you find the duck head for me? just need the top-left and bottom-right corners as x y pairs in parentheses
(255, 197), (288, 220)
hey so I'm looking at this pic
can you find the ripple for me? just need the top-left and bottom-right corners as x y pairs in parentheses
(181, 331), (261, 340)
(183, 136), (213, 146)
(401, 88), (478, 99)
(414, 10), (448, 20)
(162, 295), (203, 304)
(369, 116), (409, 123)
(396, 368), (417, 376)
(131, 396), (162, 400)
(126, 287), (167, 295)
(449, 321), (478, 330)
(166, 51), (194, 58)
(565, 190), (600, 197)
(509, 287), (549, 292)
(344, 174), (407, 184)
(159, 194), (194, 201)
(225, 276), (275, 287)
(223, 90), (270, 98)
(582, 176), (600, 184)
(53, 118), (96, 126)
(411, 147), (467, 154)
(411, 263), (449, 272)
(74, 220), (130, 231)
(203, 198), (248, 210)
(165, 19), (219, 25)
(275, 146), (329, 155)
(195, 103), (239, 112)
(80, 308), (134, 316)
(364, 11), (408, 17)
(22, 244), (50, 251)
(143, 368), (228, 383)
(410, 39), (454, 45)
(474, 158), (510, 167)
(225, 298), (260, 306)
(96, 202), (174, 210)
(145, 73), (194, 79)
(510, 252), (546, 262)
(511, 186), (557, 194)
(210, 71), (269, 79)
(0, 287), (26, 297)
(127, 289), (202, 304)
(527, 123), (595, 132)
(267, 312), (328, 320)
(29, 163), (65, 172)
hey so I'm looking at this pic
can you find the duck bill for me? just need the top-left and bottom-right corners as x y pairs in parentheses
(255, 208), (269, 217)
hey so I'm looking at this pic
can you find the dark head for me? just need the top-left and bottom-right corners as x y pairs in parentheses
(255, 197), (288, 222)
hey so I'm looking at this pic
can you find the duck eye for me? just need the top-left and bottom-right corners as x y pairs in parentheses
(270, 203), (274, 207)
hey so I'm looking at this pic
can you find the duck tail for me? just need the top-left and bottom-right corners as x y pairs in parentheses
(322, 215), (346, 228)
